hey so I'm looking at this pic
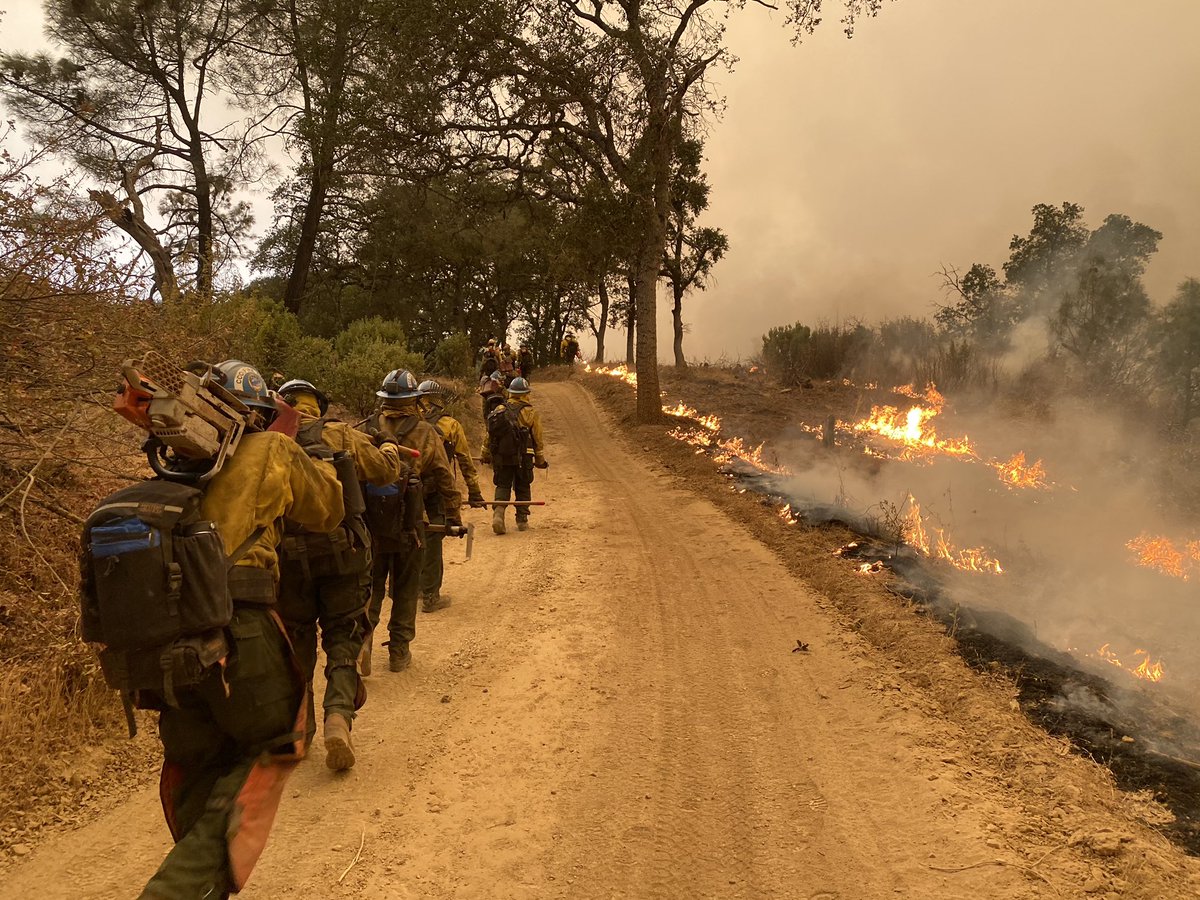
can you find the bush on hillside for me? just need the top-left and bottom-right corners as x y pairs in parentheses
(430, 331), (474, 378)
(761, 321), (871, 384)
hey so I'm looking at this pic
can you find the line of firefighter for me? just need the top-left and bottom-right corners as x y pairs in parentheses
(85, 358), (550, 898)
(276, 366), (548, 750)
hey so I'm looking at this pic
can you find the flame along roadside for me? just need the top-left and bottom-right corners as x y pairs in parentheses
(585, 365), (1180, 687)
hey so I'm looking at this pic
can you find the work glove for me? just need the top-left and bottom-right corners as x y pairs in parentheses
(467, 491), (487, 509)
(446, 515), (464, 529)
(534, 460), (549, 469)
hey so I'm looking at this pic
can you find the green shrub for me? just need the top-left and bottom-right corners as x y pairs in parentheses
(328, 339), (424, 417)
(429, 332), (474, 378)
(334, 316), (409, 357)
(762, 321), (871, 384)
(761, 322), (812, 385)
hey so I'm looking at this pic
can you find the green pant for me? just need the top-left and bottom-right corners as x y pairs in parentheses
(419, 494), (446, 599)
(368, 533), (423, 649)
(277, 547), (370, 737)
(493, 462), (534, 521)
(140, 607), (301, 899)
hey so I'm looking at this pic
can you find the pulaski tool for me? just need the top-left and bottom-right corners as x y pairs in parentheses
(425, 522), (475, 561)
(465, 501), (547, 508)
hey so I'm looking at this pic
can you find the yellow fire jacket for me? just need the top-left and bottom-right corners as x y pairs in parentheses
(505, 396), (547, 466)
(290, 394), (406, 486)
(367, 401), (463, 514)
(432, 413), (483, 498)
(199, 430), (345, 580)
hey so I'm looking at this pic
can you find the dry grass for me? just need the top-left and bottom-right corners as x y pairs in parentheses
(0, 289), (248, 860)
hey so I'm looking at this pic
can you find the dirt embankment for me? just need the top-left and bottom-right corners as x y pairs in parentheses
(3, 377), (1198, 898)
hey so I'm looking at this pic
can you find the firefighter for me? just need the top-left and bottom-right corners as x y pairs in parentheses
(360, 369), (461, 673)
(497, 342), (516, 385)
(274, 378), (407, 771)
(517, 342), (535, 380)
(478, 338), (499, 378)
(487, 376), (547, 535)
(416, 379), (487, 611)
(560, 332), (581, 364)
(140, 360), (345, 898)
(478, 369), (506, 465)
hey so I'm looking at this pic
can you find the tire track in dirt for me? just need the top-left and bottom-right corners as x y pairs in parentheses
(6, 380), (1051, 898)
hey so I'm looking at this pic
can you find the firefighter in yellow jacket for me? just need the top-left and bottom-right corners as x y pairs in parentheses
(417, 379), (486, 611)
(140, 360), (345, 899)
(359, 369), (462, 672)
(487, 376), (547, 535)
(274, 378), (407, 772)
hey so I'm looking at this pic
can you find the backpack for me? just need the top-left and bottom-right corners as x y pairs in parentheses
(361, 413), (422, 546)
(79, 480), (267, 731)
(280, 418), (369, 578)
(487, 403), (531, 467)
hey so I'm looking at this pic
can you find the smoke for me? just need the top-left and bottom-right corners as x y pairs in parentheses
(771, 387), (1200, 711)
(683, 1), (1200, 363)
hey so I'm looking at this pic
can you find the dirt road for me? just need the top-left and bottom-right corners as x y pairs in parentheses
(3, 382), (1185, 898)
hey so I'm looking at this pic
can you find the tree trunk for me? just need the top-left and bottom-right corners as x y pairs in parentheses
(625, 276), (636, 367)
(282, 0), (350, 316)
(283, 167), (330, 315)
(633, 224), (662, 421)
(672, 282), (687, 368)
(594, 278), (609, 364)
(190, 146), (214, 301)
(89, 189), (180, 303)
(630, 101), (675, 423)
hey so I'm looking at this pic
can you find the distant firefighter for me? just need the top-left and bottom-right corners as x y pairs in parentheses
(560, 332), (581, 364)
(486, 376), (547, 534)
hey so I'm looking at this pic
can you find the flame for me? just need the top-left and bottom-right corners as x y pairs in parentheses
(902, 497), (1004, 575)
(1126, 533), (1200, 581)
(838, 383), (1055, 491)
(990, 451), (1050, 490)
(1092, 643), (1166, 683)
(712, 436), (792, 476)
(663, 401), (722, 432)
(778, 503), (798, 526)
(667, 426), (714, 449)
(850, 384), (977, 461)
(586, 363), (638, 386)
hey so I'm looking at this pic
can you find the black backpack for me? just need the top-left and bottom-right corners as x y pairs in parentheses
(280, 417), (369, 577)
(361, 413), (423, 547)
(80, 480), (266, 731)
(487, 403), (531, 467)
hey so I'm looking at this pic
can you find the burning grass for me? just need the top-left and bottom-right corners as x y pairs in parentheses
(1126, 533), (1200, 581)
(580, 366), (1200, 880)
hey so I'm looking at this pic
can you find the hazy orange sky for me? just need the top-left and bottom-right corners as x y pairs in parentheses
(691, 0), (1200, 361)
(3, 1), (1198, 362)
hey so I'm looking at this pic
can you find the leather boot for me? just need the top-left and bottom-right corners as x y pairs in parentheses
(388, 642), (412, 672)
(492, 506), (506, 535)
(358, 642), (372, 677)
(324, 713), (355, 771)
(422, 592), (451, 612)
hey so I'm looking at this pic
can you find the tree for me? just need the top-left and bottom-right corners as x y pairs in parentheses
(1154, 278), (1200, 425)
(244, 0), (461, 317)
(1052, 213), (1161, 390)
(456, 0), (886, 421)
(0, 0), (268, 301)
(934, 262), (1012, 351)
(662, 137), (726, 368)
(1003, 201), (1089, 318)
